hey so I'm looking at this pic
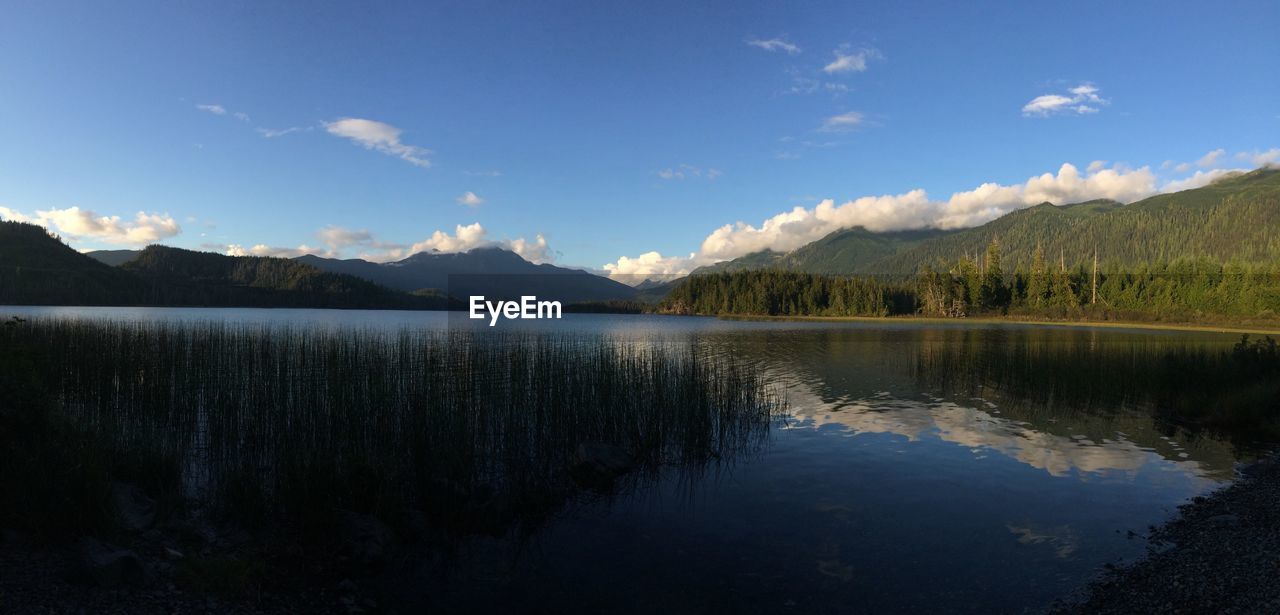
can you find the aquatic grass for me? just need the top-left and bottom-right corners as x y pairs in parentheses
(3, 318), (781, 541)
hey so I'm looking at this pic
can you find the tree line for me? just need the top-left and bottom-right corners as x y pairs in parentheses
(663, 239), (1280, 323)
(662, 270), (908, 317)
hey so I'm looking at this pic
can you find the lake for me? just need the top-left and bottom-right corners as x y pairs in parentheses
(2, 306), (1266, 613)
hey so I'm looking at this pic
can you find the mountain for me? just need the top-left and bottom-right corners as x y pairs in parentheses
(0, 223), (450, 309)
(634, 278), (675, 290)
(695, 168), (1280, 277)
(692, 250), (787, 274)
(85, 249), (142, 266)
(297, 247), (638, 304)
(122, 246), (454, 309)
(633, 279), (685, 303)
(875, 168), (1280, 274)
(692, 229), (952, 276)
(0, 221), (146, 305)
(783, 228), (953, 274)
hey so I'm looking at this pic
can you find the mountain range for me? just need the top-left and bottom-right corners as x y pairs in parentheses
(0, 223), (446, 309)
(294, 249), (636, 303)
(696, 168), (1280, 276)
(71, 245), (638, 305)
(4, 167), (1278, 309)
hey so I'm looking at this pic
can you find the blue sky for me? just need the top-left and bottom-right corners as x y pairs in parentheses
(1, 0), (1277, 277)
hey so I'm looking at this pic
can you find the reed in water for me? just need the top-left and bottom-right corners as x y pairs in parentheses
(0, 317), (782, 541)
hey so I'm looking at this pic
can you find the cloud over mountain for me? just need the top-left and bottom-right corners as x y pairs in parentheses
(0, 206), (180, 246)
(604, 161), (1161, 279)
(222, 223), (553, 264)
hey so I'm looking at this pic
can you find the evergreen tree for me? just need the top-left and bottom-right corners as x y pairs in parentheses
(980, 238), (1007, 311)
(1027, 245), (1049, 309)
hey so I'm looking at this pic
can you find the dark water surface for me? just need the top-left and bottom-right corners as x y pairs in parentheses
(4, 307), (1262, 612)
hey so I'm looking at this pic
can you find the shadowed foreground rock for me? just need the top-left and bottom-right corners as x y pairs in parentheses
(1052, 455), (1280, 613)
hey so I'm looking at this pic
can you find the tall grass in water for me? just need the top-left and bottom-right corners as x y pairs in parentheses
(2, 319), (781, 538)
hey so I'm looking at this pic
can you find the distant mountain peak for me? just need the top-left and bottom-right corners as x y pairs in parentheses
(296, 246), (636, 303)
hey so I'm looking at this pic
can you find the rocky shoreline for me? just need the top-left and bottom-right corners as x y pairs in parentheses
(1051, 454), (1280, 613)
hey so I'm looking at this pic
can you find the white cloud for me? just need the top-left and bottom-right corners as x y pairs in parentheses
(747, 37), (801, 55)
(405, 222), (489, 254)
(223, 222), (553, 264)
(257, 126), (304, 138)
(233, 112), (250, 122)
(509, 234), (552, 263)
(1197, 148), (1225, 168)
(822, 45), (880, 74)
(10, 206), (182, 246)
(316, 226), (375, 252)
(602, 251), (698, 279)
(820, 111), (864, 132)
(1164, 147), (1249, 175)
(225, 243), (324, 258)
(1160, 168), (1248, 192)
(1235, 148), (1280, 167)
(365, 223), (554, 264)
(1022, 83), (1108, 117)
(786, 76), (849, 96)
(323, 118), (432, 168)
(196, 104), (226, 115)
(0, 206), (33, 223)
(457, 191), (484, 207)
(657, 164), (722, 180)
(603, 162), (1160, 281)
(464, 169), (502, 177)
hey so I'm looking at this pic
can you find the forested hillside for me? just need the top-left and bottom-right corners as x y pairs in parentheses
(876, 169), (1280, 274)
(700, 168), (1280, 276)
(0, 221), (145, 305)
(0, 222), (450, 309)
(664, 238), (1280, 324)
(122, 246), (452, 309)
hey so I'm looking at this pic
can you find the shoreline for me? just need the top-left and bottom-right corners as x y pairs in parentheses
(1050, 454), (1280, 613)
(8, 305), (1280, 337)
(714, 313), (1280, 336)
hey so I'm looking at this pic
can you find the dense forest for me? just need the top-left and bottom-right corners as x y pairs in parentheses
(702, 168), (1280, 276)
(0, 221), (453, 309)
(878, 170), (1280, 273)
(662, 270), (907, 317)
(663, 239), (1280, 323)
(665, 168), (1280, 324)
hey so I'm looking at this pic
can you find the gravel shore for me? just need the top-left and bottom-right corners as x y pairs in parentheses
(1051, 454), (1280, 614)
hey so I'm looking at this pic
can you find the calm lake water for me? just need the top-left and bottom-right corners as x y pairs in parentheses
(3, 306), (1263, 613)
